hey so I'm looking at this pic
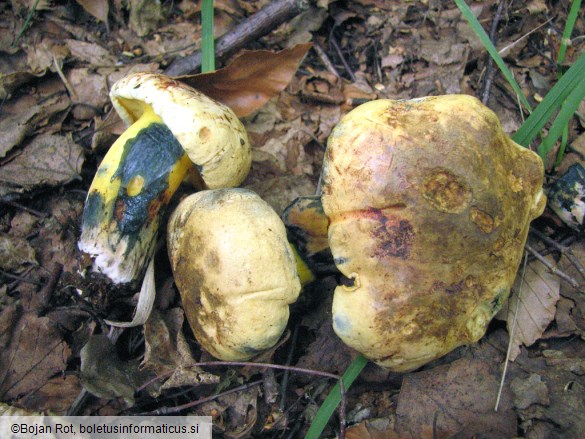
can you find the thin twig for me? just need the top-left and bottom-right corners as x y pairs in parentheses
(481, 0), (505, 104)
(495, 251), (528, 411)
(53, 55), (78, 101)
(530, 228), (585, 280)
(329, 32), (357, 82)
(0, 269), (44, 285)
(146, 379), (264, 415)
(137, 360), (347, 437)
(280, 324), (299, 411)
(12, 0), (41, 46)
(313, 41), (342, 80)
(165, 0), (310, 76)
(525, 243), (581, 289)
(37, 262), (63, 314)
(2, 199), (48, 217)
(497, 17), (554, 58)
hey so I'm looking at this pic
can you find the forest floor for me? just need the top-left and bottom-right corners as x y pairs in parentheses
(1, 0), (584, 437)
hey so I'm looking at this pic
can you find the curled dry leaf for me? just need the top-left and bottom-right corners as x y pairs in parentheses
(142, 308), (219, 394)
(0, 134), (84, 197)
(506, 256), (561, 361)
(80, 334), (149, 406)
(180, 43), (312, 117)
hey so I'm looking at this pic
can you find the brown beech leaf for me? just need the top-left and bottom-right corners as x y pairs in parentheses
(142, 308), (219, 393)
(74, 0), (109, 24)
(506, 256), (561, 361)
(395, 358), (517, 439)
(0, 134), (84, 197)
(0, 313), (71, 400)
(180, 43), (311, 117)
(346, 420), (406, 439)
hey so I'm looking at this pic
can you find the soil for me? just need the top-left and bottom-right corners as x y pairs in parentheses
(1, 0), (584, 438)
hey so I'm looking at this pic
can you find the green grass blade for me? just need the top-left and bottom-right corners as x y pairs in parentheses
(557, 0), (581, 64)
(554, 124), (570, 168)
(453, 0), (532, 112)
(513, 51), (585, 147)
(537, 77), (585, 158)
(201, 0), (215, 73)
(305, 355), (368, 439)
(13, 0), (41, 47)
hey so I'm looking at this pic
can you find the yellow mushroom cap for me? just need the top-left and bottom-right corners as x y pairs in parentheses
(110, 73), (251, 188)
(167, 188), (301, 360)
(322, 95), (545, 372)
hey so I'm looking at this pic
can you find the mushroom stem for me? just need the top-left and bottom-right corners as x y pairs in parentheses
(79, 105), (194, 283)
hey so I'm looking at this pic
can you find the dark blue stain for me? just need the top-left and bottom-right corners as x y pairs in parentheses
(113, 123), (185, 236)
(333, 313), (351, 335)
(82, 191), (106, 229)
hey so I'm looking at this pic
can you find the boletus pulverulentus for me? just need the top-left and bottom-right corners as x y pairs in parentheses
(320, 95), (545, 371)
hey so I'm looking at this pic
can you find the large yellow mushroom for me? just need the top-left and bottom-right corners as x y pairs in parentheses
(167, 188), (301, 360)
(79, 73), (251, 284)
(319, 95), (546, 372)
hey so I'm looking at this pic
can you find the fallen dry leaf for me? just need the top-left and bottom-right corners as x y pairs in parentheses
(506, 256), (561, 361)
(0, 233), (37, 273)
(0, 134), (84, 197)
(0, 312), (71, 400)
(80, 334), (148, 406)
(0, 92), (71, 159)
(16, 375), (82, 414)
(142, 308), (219, 393)
(180, 44), (312, 117)
(200, 386), (259, 438)
(129, 0), (163, 37)
(65, 39), (116, 66)
(395, 358), (517, 438)
(346, 420), (406, 439)
(510, 373), (550, 410)
(74, 0), (109, 24)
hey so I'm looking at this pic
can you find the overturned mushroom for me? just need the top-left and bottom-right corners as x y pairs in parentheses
(167, 188), (301, 360)
(79, 73), (251, 284)
(306, 95), (545, 372)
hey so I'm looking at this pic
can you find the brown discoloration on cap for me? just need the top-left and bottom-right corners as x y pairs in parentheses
(422, 169), (471, 213)
(470, 206), (495, 233)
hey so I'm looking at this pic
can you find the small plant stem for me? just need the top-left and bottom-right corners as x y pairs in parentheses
(481, 0), (505, 105)
(525, 243), (581, 289)
(13, 0), (41, 46)
(495, 252), (528, 411)
(146, 378), (265, 415)
(137, 360), (348, 435)
(280, 324), (299, 411)
(530, 228), (585, 280)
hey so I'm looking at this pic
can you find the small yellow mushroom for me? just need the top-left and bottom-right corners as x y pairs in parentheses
(167, 188), (301, 360)
(79, 73), (251, 284)
(321, 95), (546, 372)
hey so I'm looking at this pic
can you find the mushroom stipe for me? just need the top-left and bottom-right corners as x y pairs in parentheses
(79, 73), (251, 284)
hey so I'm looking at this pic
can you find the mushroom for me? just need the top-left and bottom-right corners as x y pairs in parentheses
(79, 73), (251, 284)
(167, 188), (301, 360)
(305, 95), (545, 372)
